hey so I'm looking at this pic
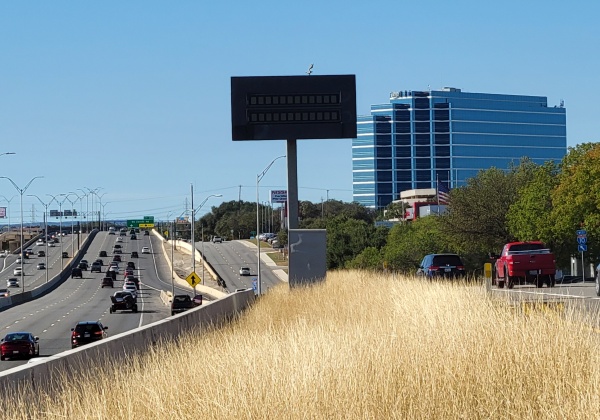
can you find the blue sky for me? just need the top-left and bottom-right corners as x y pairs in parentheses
(1, 1), (598, 223)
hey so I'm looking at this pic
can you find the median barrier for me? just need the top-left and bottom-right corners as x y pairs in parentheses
(160, 290), (173, 305)
(0, 288), (256, 395)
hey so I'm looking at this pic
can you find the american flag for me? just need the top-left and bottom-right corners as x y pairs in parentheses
(437, 181), (451, 205)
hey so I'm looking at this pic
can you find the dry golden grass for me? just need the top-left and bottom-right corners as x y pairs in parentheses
(3, 271), (600, 419)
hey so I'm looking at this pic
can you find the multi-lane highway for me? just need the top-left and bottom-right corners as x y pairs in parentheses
(0, 230), (193, 372)
(197, 239), (284, 292)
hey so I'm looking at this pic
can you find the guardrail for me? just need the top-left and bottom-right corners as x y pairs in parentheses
(0, 289), (256, 395)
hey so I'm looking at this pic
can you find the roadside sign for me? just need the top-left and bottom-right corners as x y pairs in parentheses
(139, 223), (155, 228)
(251, 278), (258, 292)
(127, 219), (155, 228)
(144, 216), (154, 221)
(576, 229), (587, 236)
(577, 237), (587, 245)
(186, 271), (200, 287)
(578, 244), (587, 252)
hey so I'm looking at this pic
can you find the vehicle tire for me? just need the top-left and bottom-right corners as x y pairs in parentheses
(109, 307), (113, 314)
(536, 276), (544, 288)
(0, 355), (4, 361)
(133, 305), (138, 313)
(171, 311), (175, 316)
(497, 280), (505, 289)
(596, 275), (600, 297)
(546, 275), (555, 288)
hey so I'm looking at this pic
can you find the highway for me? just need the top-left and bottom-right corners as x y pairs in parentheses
(0, 230), (190, 372)
(492, 280), (600, 301)
(0, 233), (82, 295)
(198, 239), (283, 292)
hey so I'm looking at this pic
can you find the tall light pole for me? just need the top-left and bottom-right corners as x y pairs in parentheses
(96, 192), (107, 231)
(68, 191), (84, 249)
(85, 187), (102, 230)
(0, 195), (17, 233)
(0, 176), (43, 293)
(27, 195), (50, 283)
(166, 211), (175, 296)
(61, 194), (76, 257)
(47, 194), (70, 271)
(77, 189), (89, 233)
(191, 193), (222, 285)
(256, 155), (285, 296)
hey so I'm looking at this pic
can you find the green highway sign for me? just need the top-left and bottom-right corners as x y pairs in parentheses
(144, 216), (154, 221)
(127, 219), (148, 228)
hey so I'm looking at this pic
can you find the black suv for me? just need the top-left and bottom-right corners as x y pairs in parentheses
(70, 321), (108, 348)
(131, 251), (139, 258)
(78, 262), (89, 271)
(71, 267), (83, 278)
(99, 250), (108, 257)
(417, 254), (466, 278)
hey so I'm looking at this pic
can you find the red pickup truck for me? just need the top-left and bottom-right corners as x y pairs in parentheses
(491, 241), (556, 289)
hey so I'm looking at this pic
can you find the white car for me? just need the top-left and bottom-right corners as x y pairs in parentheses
(0, 289), (9, 298)
(13, 266), (23, 276)
(37, 262), (46, 270)
(123, 283), (137, 298)
(47, 242), (55, 247)
(16, 257), (22, 264)
(116, 237), (124, 243)
(239, 267), (251, 276)
(6, 278), (19, 288)
(0, 250), (7, 258)
(141, 247), (150, 254)
(36, 240), (45, 246)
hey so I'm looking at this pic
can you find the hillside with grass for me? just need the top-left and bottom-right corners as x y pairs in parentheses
(3, 272), (600, 418)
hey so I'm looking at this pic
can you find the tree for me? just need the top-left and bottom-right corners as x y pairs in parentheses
(551, 143), (600, 264)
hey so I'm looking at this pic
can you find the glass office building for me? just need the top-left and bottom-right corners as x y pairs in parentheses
(352, 87), (567, 208)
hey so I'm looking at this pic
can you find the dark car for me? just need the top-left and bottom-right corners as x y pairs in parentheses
(71, 267), (83, 279)
(131, 251), (139, 258)
(95, 259), (104, 266)
(126, 261), (135, 269)
(62, 251), (69, 258)
(110, 291), (138, 313)
(171, 294), (195, 316)
(70, 321), (108, 348)
(90, 262), (102, 273)
(99, 250), (108, 258)
(106, 270), (117, 280)
(78, 262), (89, 271)
(144, 230), (149, 236)
(417, 254), (466, 278)
(126, 275), (139, 289)
(113, 255), (122, 262)
(0, 332), (40, 360)
(37, 250), (45, 257)
(101, 277), (114, 288)
(130, 234), (137, 240)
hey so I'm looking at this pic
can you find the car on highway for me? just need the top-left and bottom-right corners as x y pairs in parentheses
(171, 294), (195, 316)
(91, 262), (102, 273)
(36, 239), (45, 246)
(109, 291), (138, 313)
(99, 250), (108, 257)
(113, 255), (122, 262)
(47, 241), (55, 247)
(62, 251), (69, 258)
(95, 258), (104, 266)
(144, 230), (149, 236)
(70, 321), (108, 349)
(126, 261), (135, 269)
(36, 262), (46, 270)
(25, 248), (34, 256)
(101, 276), (114, 288)
(0, 332), (39, 360)
(78, 261), (89, 271)
(131, 251), (139, 258)
(141, 247), (150, 254)
(125, 275), (139, 288)
(239, 267), (251, 276)
(0, 289), (10, 298)
(0, 250), (7, 258)
(13, 267), (23, 276)
(16, 257), (23, 264)
(416, 254), (466, 279)
(123, 282), (138, 298)
(212, 236), (222, 243)
(113, 248), (122, 254)
(37, 250), (45, 257)
(124, 268), (134, 277)
(116, 237), (124, 243)
(6, 278), (19, 288)
(130, 234), (137, 240)
(71, 267), (83, 279)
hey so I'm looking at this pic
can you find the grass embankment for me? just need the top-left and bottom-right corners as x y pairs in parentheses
(3, 272), (600, 418)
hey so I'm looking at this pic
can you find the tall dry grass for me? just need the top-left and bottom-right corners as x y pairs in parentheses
(3, 271), (600, 419)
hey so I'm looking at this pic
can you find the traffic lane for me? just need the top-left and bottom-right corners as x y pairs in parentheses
(199, 240), (282, 292)
(492, 281), (599, 300)
(147, 234), (192, 296)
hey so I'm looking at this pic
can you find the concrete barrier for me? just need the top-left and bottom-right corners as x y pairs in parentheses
(0, 289), (256, 395)
(160, 290), (173, 305)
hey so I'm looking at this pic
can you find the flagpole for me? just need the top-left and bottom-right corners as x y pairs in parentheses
(436, 174), (440, 207)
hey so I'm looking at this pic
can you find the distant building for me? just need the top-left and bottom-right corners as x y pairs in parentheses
(352, 87), (567, 208)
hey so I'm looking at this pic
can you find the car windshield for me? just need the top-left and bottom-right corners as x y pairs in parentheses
(75, 324), (101, 333)
(432, 255), (463, 266)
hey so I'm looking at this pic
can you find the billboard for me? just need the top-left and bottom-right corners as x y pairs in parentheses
(0, 207), (5, 218)
(270, 190), (287, 203)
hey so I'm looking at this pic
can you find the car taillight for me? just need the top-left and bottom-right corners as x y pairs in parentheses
(94, 331), (103, 336)
(72, 331), (80, 338)
(429, 266), (439, 271)
(457, 266), (465, 270)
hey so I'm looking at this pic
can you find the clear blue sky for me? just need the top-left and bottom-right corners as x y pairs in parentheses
(0, 1), (597, 223)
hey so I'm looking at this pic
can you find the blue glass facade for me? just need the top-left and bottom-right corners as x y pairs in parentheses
(352, 88), (567, 208)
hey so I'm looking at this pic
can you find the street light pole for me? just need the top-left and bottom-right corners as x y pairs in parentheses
(27, 195), (50, 283)
(61, 194), (76, 257)
(256, 155), (285, 296)
(191, 193), (222, 286)
(47, 194), (70, 271)
(0, 176), (43, 293)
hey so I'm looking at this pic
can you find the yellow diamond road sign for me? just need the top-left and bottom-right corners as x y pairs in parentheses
(186, 271), (201, 287)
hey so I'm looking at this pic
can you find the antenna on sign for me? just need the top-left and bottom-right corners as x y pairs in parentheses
(306, 63), (313, 76)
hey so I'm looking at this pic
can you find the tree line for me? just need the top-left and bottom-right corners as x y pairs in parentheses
(197, 142), (600, 273)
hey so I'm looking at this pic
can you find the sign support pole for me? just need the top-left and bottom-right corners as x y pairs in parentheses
(582, 251), (585, 283)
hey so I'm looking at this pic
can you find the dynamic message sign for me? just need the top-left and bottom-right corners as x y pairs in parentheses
(231, 75), (357, 141)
